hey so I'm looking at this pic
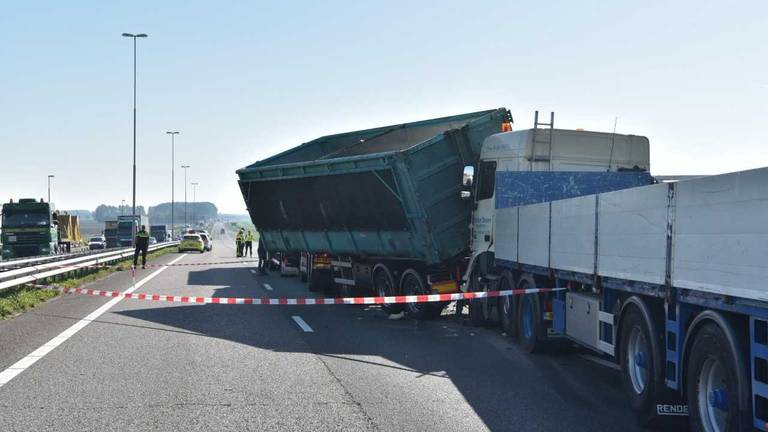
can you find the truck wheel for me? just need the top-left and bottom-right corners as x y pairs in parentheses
(300, 253), (309, 282)
(620, 306), (659, 425)
(401, 269), (435, 320)
(498, 271), (517, 336)
(517, 275), (544, 353)
(373, 264), (402, 314)
(308, 268), (328, 292)
(686, 322), (746, 432)
(468, 272), (487, 326)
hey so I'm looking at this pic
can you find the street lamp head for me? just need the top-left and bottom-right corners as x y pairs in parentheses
(181, 165), (190, 169)
(122, 33), (147, 38)
(121, 33), (135, 37)
(48, 174), (55, 178)
(166, 131), (179, 135)
(136, 34), (148, 38)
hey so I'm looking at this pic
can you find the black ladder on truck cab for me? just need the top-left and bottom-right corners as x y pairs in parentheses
(530, 111), (554, 170)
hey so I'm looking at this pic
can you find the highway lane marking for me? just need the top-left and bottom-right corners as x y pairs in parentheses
(291, 316), (314, 332)
(0, 253), (188, 389)
(250, 269), (257, 274)
(263, 283), (273, 291)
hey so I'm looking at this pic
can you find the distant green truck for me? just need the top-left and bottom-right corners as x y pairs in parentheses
(1, 198), (59, 259)
(0, 198), (83, 258)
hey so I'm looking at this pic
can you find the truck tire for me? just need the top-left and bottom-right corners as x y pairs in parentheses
(468, 272), (487, 327)
(401, 269), (439, 320)
(498, 271), (517, 336)
(686, 322), (747, 432)
(620, 306), (659, 425)
(309, 268), (330, 292)
(300, 253), (309, 283)
(373, 264), (402, 314)
(516, 275), (544, 353)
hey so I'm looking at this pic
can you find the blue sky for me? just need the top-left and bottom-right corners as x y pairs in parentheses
(1, 1), (766, 213)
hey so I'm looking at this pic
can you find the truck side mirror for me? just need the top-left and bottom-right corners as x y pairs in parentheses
(461, 165), (474, 200)
(462, 165), (474, 187)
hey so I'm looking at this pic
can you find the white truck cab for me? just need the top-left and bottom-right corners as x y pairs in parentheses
(465, 125), (651, 289)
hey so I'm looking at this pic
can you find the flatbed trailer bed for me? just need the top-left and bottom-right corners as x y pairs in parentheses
(491, 166), (768, 430)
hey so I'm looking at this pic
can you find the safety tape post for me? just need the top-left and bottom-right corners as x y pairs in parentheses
(54, 287), (566, 305)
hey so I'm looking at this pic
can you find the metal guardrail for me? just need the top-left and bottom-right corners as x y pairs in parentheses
(0, 242), (179, 292)
(0, 247), (120, 272)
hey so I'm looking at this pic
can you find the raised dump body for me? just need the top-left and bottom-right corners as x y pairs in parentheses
(237, 108), (511, 265)
(56, 213), (81, 252)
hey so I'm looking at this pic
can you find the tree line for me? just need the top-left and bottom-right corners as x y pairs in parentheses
(70, 202), (218, 224)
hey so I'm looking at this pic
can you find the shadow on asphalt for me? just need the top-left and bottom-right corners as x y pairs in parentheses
(114, 267), (652, 432)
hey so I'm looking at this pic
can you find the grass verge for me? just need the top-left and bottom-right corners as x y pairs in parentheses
(0, 246), (177, 319)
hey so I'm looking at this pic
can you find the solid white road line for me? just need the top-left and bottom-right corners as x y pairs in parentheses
(263, 283), (273, 291)
(291, 316), (314, 333)
(0, 253), (188, 389)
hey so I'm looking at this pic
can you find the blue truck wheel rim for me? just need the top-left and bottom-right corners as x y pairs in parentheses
(522, 297), (534, 340)
(698, 356), (728, 432)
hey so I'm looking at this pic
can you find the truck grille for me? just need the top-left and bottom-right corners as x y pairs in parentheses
(10, 245), (41, 256)
(5, 231), (48, 244)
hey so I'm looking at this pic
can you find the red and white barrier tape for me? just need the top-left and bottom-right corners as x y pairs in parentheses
(28, 259), (261, 272)
(56, 287), (564, 305)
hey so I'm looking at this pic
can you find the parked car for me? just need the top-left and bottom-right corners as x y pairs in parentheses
(199, 233), (212, 251)
(178, 234), (205, 253)
(88, 235), (106, 250)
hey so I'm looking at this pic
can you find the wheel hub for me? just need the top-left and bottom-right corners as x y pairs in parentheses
(634, 351), (646, 368)
(627, 327), (649, 394)
(707, 388), (728, 411)
(697, 356), (728, 432)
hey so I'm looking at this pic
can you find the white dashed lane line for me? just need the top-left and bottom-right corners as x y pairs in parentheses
(0, 253), (188, 388)
(291, 316), (314, 333)
(263, 283), (273, 291)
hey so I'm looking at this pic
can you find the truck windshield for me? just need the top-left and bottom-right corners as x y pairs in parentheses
(117, 222), (133, 235)
(2, 211), (50, 227)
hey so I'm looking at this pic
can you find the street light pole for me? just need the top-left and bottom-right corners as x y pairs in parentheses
(181, 165), (190, 229)
(47, 175), (54, 203)
(121, 199), (126, 215)
(122, 32), (148, 246)
(191, 182), (199, 226)
(166, 131), (179, 238)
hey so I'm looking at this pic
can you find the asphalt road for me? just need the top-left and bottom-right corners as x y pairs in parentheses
(0, 228), (650, 431)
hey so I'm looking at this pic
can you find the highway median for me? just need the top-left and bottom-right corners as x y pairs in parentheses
(0, 246), (176, 319)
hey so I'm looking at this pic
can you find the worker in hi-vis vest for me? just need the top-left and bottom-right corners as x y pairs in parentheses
(134, 225), (150, 269)
(235, 228), (244, 257)
(244, 230), (254, 257)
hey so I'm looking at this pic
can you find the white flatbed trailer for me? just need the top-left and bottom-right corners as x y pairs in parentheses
(491, 166), (768, 431)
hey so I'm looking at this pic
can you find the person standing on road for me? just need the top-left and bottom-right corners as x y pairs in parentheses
(235, 229), (244, 258)
(257, 237), (267, 275)
(133, 225), (150, 269)
(244, 230), (254, 257)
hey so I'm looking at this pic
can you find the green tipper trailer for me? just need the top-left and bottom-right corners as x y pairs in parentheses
(237, 108), (511, 313)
